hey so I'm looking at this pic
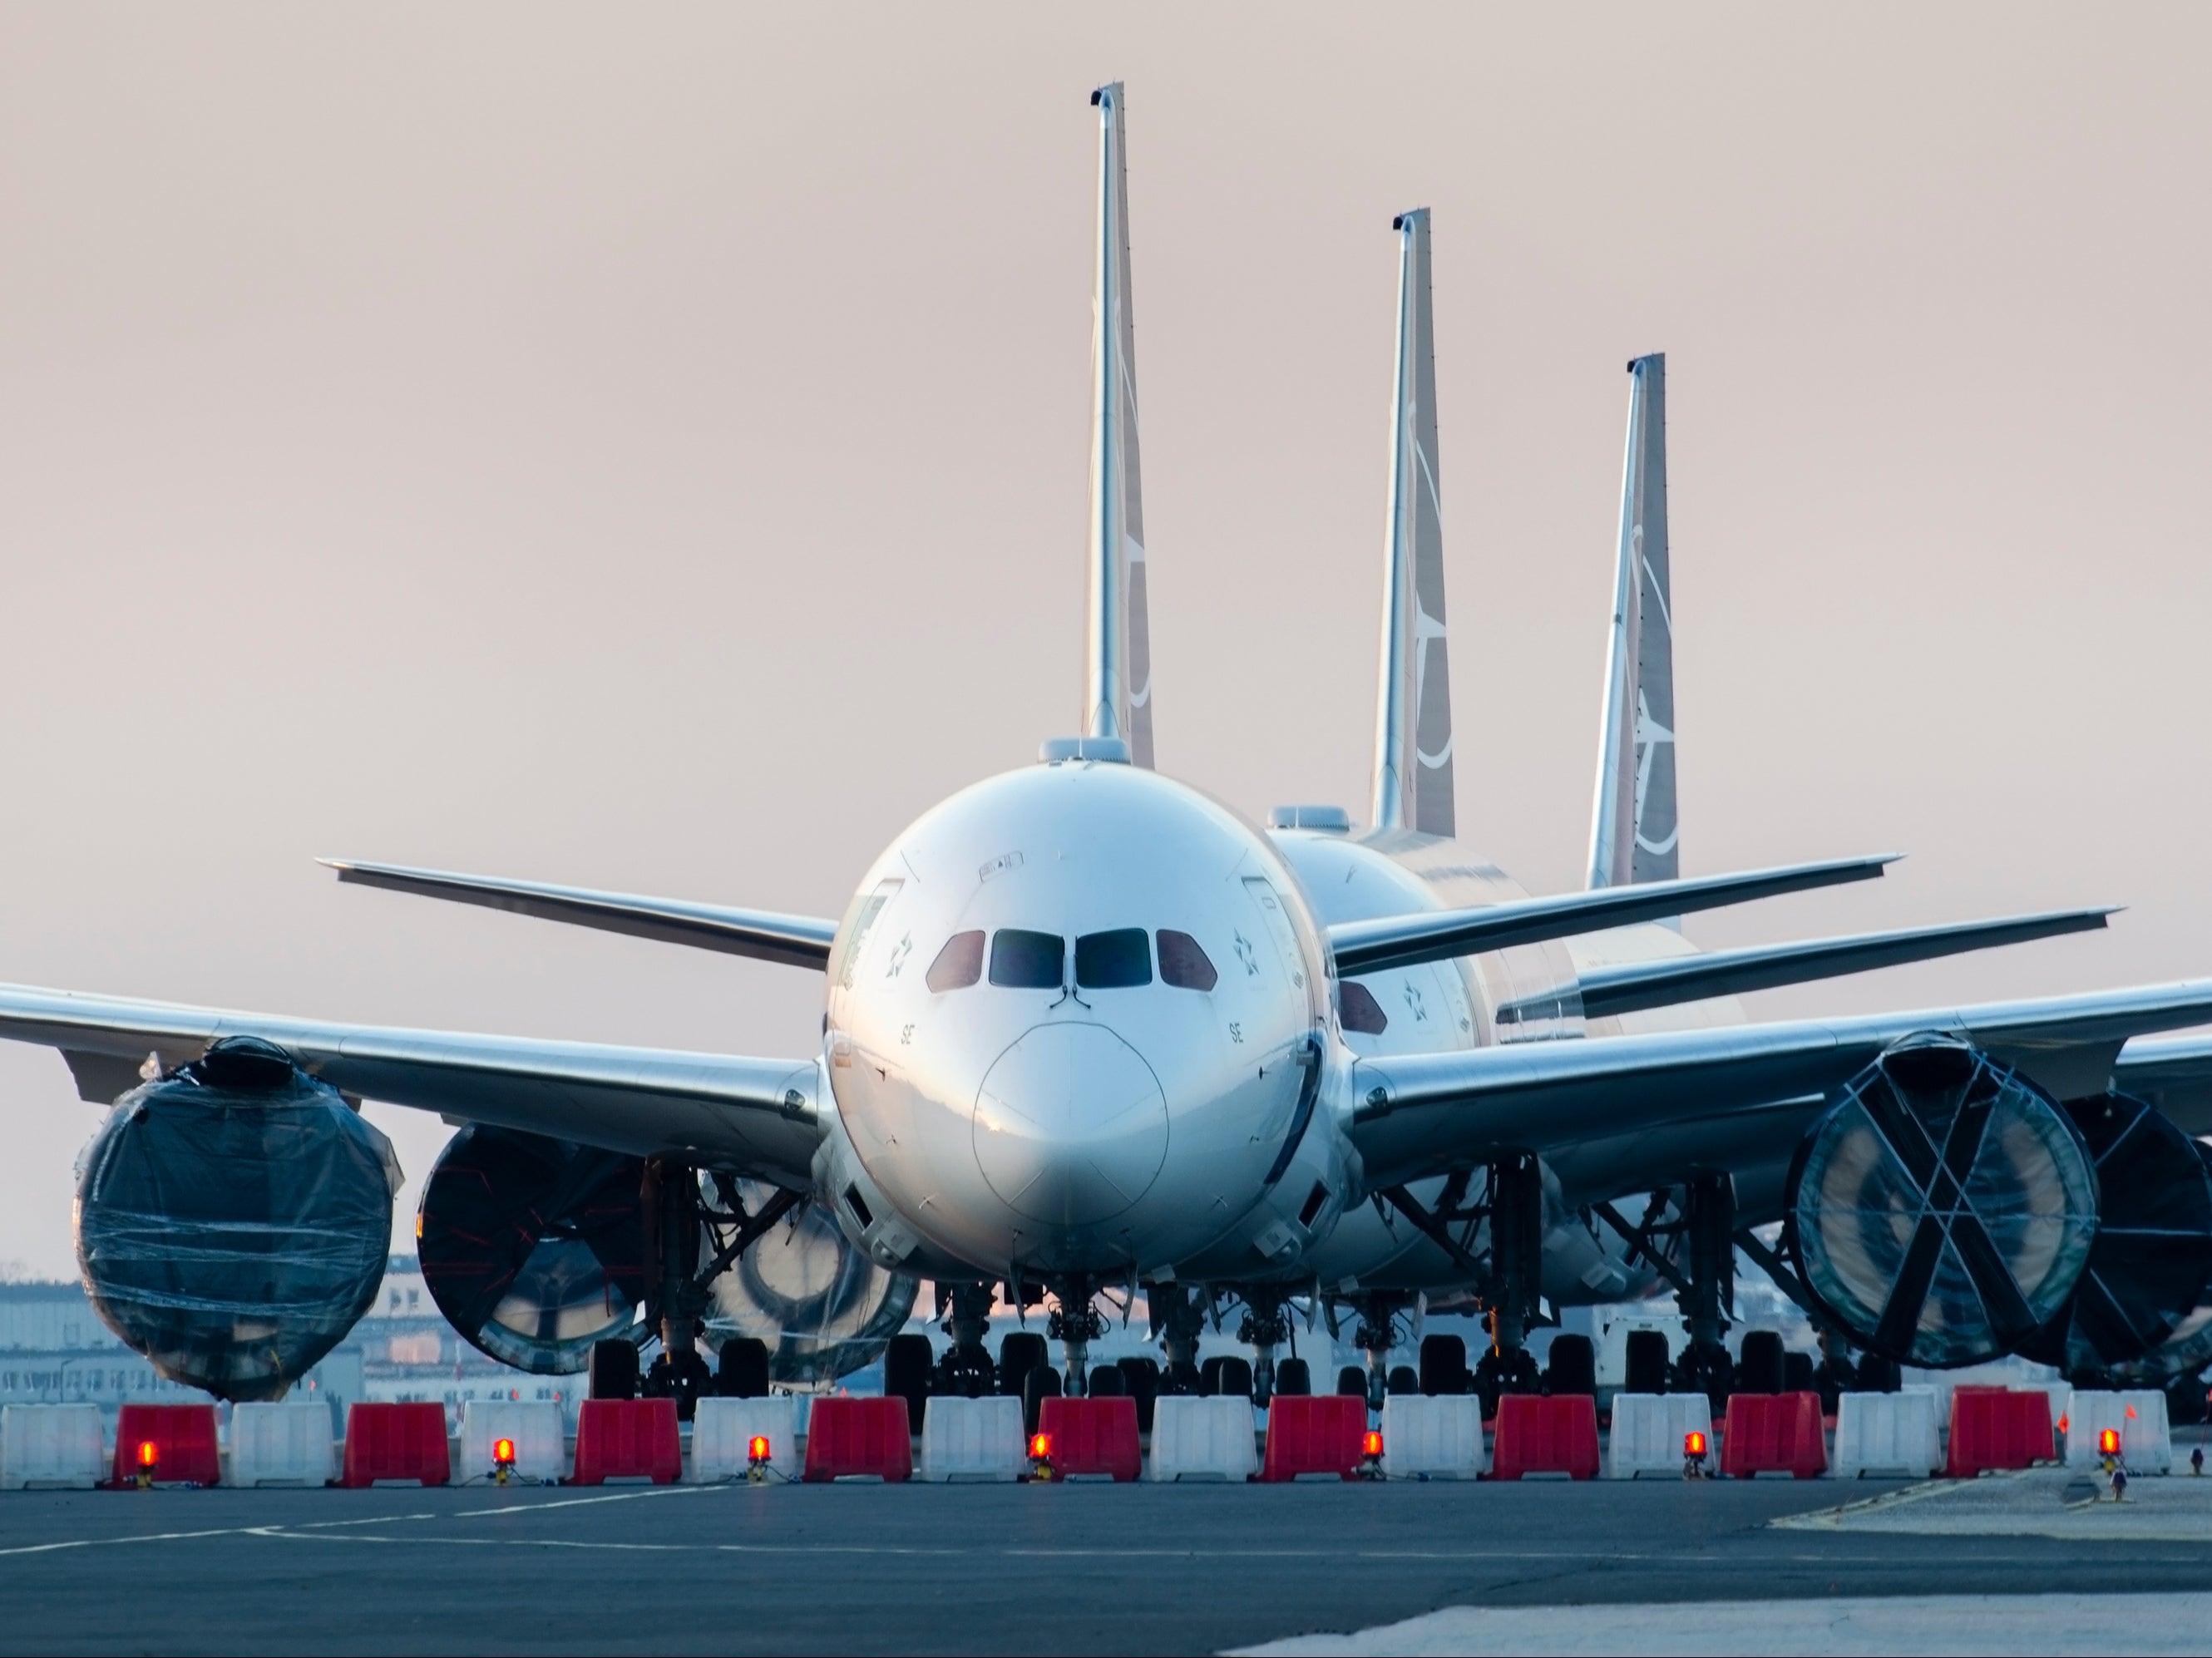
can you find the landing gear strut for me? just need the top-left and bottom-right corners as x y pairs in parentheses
(1351, 1294), (1409, 1409)
(936, 1281), (996, 1398)
(1672, 1172), (1736, 1408)
(1474, 1154), (1543, 1410)
(1237, 1293), (1291, 1405)
(1049, 1277), (1104, 1396)
(639, 1157), (712, 1419)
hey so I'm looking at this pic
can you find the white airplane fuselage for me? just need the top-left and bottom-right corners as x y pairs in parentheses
(811, 751), (1682, 1305)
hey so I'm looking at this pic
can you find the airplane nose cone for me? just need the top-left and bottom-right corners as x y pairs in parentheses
(973, 1022), (1168, 1227)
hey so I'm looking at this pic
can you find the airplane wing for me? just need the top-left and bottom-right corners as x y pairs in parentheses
(321, 859), (837, 969)
(1327, 854), (1894, 975)
(2112, 1033), (2212, 1137)
(0, 982), (824, 1186)
(1348, 980), (2212, 1211)
(1495, 907), (2116, 1024)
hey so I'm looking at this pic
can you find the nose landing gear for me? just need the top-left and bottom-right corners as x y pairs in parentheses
(1047, 1276), (1106, 1396)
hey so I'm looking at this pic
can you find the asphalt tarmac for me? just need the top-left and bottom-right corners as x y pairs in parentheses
(0, 1474), (2204, 1656)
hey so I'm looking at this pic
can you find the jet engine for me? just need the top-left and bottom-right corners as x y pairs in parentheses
(416, 1130), (916, 1384)
(701, 1177), (917, 1386)
(1786, 1034), (2098, 1369)
(2018, 1093), (2212, 1375)
(417, 1125), (649, 1374)
(74, 1035), (400, 1401)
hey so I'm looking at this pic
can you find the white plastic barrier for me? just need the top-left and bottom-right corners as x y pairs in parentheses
(2065, 1389), (2172, 1473)
(1833, 1389), (1940, 1478)
(458, 1399), (566, 1484)
(1380, 1395), (1484, 1479)
(0, 1404), (104, 1489)
(1605, 1393), (1715, 1479)
(228, 1402), (337, 1488)
(1147, 1396), (1258, 1482)
(917, 1394), (1025, 1483)
(689, 1396), (803, 1483)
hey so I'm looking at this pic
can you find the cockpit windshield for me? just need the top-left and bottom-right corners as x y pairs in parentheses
(1075, 929), (1151, 989)
(989, 930), (1064, 989)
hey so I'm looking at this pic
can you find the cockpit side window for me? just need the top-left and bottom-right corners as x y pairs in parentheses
(1075, 929), (1152, 989)
(1157, 930), (1218, 992)
(835, 879), (903, 989)
(989, 929), (1064, 989)
(925, 930), (985, 993)
(1338, 980), (1389, 1034)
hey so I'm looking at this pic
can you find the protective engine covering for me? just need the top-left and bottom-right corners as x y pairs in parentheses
(417, 1125), (647, 1374)
(2021, 1093), (2212, 1374)
(74, 1036), (400, 1401)
(1788, 1034), (2098, 1369)
(704, 1178), (917, 1386)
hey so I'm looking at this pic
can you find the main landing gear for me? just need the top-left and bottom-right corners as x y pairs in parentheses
(592, 1159), (802, 1420)
(1384, 1154), (1546, 1413)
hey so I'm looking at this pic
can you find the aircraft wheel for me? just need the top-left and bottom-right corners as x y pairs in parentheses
(1022, 1363), (1062, 1437)
(883, 1331), (933, 1434)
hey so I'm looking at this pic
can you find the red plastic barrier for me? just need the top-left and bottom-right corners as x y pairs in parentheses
(340, 1402), (451, 1488)
(1721, 1392), (1829, 1480)
(112, 1404), (220, 1488)
(1036, 1397), (1140, 1482)
(1260, 1394), (1365, 1483)
(802, 1396), (913, 1483)
(571, 1398), (683, 1486)
(1490, 1394), (1600, 1482)
(1945, 1387), (2055, 1477)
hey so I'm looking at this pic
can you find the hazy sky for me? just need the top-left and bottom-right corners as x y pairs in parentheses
(0, 4), (2206, 1275)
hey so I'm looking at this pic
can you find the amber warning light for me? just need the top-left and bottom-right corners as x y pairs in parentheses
(2100, 1428), (2122, 1458)
(1683, 1429), (1710, 1480)
(746, 1434), (773, 1484)
(133, 1439), (158, 1489)
(1357, 1429), (1385, 1480)
(1027, 1433), (1056, 1483)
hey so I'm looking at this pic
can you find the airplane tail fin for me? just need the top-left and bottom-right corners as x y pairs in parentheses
(1586, 353), (1677, 888)
(1084, 82), (1153, 767)
(1370, 209), (1455, 836)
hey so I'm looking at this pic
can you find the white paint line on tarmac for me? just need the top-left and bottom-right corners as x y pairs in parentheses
(1227, 1591), (2212, 1656)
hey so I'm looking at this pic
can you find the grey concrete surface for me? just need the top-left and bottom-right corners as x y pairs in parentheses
(0, 1478), (2205, 1656)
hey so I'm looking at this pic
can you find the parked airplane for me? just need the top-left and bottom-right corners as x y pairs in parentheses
(25, 86), (2212, 1417)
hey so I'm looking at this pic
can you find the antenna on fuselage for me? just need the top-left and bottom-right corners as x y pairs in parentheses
(1586, 353), (1679, 890)
(1084, 82), (1154, 768)
(1370, 208), (1455, 836)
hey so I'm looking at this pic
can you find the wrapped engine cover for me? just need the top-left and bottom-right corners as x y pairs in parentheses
(417, 1125), (648, 1374)
(704, 1177), (916, 1386)
(2043, 1112), (2212, 1377)
(74, 1036), (401, 1402)
(1788, 1034), (2098, 1369)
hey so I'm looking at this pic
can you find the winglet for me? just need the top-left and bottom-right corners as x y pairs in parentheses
(1084, 81), (1154, 767)
(1371, 207), (1455, 836)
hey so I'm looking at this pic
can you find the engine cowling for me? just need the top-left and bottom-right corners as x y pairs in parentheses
(1786, 1034), (2098, 1369)
(416, 1131), (916, 1384)
(74, 1035), (400, 1401)
(417, 1125), (649, 1374)
(703, 1177), (917, 1386)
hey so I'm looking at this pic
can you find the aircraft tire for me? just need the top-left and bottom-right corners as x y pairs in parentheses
(883, 1332), (933, 1433)
(1623, 1330), (1670, 1396)
(1022, 1363), (1061, 1437)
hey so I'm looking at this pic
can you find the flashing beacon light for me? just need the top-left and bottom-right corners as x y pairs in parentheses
(747, 1435), (772, 1485)
(491, 1437), (517, 1485)
(1028, 1432), (1056, 1483)
(2100, 1427), (2121, 1458)
(134, 1439), (158, 1489)
(1358, 1429), (1385, 1481)
(1683, 1429), (1710, 1480)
